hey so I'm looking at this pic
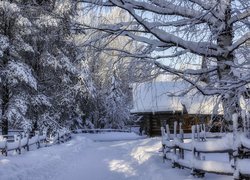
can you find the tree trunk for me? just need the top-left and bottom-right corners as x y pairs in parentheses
(1, 85), (9, 135)
(1, 46), (10, 135)
(1, 5), (12, 135)
(216, 0), (240, 123)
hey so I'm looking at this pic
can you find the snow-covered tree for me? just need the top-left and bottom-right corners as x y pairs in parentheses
(0, 0), (91, 134)
(74, 8), (147, 129)
(28, 0), (90, 132)
(79, 0), (250, 125)
(0, 1), (37, 134)
(102, 74), (130, 128)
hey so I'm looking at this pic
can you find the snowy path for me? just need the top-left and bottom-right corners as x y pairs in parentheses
(0, 134), (230, 180)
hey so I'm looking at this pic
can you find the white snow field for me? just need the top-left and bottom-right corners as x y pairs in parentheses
(0, 133), (230, 180)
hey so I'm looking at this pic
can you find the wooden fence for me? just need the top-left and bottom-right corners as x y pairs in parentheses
(73, 128), (131, 134)
(0, 130), (71, 156)
(0, 128), (129, 156)
(161, 121), (250, 180)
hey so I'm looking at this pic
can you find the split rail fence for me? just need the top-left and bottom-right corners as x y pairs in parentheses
(0, 128), (129, 156)
(0, 130), (71, 156)
(161, 120), (250, 179)
(73, 128), (131, 134)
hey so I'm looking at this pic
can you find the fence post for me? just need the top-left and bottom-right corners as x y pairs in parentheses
(232, 113), (241, 180)
(196, 124), (200, 141)
(14, 135), (21, 154)
(179, 122), (184, 142)
(196, 125), (201, 160)
(201, 124), (206, 141)
(4, 137), (7, 156)
(191, 125), (195, 142)
(173, 121), (177, 167)
(174, 121), (177, 138)
(179, 122), (184, 160)
(247, 112), (250, 137)
(166, 124), (170, 140)
(58, 132), (60, 144)
(1, 136), (7, 156)
(26, 132), (30, 151)
(35, 131), (40, 148)
(42, 130), (47, 144)
(191, 125), (204, 177)
(241, 110), (246, 133)
(164, 124), (171, 163)
(161, 127), (166, 162)
(191, 125), (195, 176)
(62, 132), (65, 143)
(161, 127), (165, 143)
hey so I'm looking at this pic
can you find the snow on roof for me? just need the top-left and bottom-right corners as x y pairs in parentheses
(131, 81), (223, 115)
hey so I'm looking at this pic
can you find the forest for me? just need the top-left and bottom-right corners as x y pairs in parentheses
(0, 0), (144, 135)
(0, 0), (250, 135)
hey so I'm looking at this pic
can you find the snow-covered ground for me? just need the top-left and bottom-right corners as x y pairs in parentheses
(81, 132), (147, 141)
(0, 133), (231, 180)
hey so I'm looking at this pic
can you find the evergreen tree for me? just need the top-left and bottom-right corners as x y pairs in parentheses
(0, 1), (37, 134)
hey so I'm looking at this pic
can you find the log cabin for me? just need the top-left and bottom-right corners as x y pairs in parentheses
(131, 81), (223, 136)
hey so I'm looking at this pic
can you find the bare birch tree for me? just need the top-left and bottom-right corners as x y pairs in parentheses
(78, 0), (250, 123)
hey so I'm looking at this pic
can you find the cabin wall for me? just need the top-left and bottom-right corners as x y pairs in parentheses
(139, 113), (219, 136)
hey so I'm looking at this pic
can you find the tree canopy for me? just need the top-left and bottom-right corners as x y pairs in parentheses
(79, 0), (250, 122)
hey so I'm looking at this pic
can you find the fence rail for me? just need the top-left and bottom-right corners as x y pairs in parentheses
(0, 128), (128, 156)
(73, 128), (131, 134)
(161, 120), (250, 179)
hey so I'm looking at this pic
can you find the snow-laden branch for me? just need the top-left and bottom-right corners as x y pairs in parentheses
(82, 24), (221, 58)
(77, 0), (113, 7)
(77, 22), (172, 49)
(80, 0), (218, 25)
(121, 31), (170, 48)
(99, 46), (189, 59)
(91, 45), (218, 77)
(154, 60), (250, 95)
(148, 19), (205, 27)
(152, 61), (218, 96)
(78, 0), (250, 110)
(114, 3), (219, 57)
(229, 32), (250, 52)
(100, 45), (250, 95)
(230, 8), (250, 24)
(188, 0), (216, 10)
(79, 0), (240, 58)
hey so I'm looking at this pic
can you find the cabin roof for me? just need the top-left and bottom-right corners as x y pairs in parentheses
(131, 81), (223, 115)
